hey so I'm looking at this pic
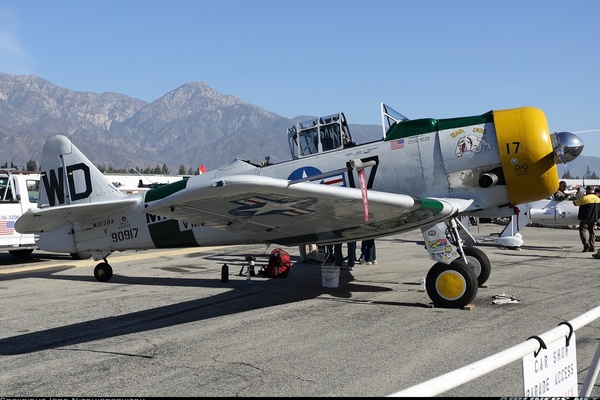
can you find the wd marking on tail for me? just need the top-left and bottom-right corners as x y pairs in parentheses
(42, 163), (92, 206)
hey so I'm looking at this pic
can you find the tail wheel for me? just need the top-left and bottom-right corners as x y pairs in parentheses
(425, 260), (478, 308)
(94, 262), (113, 282)
(462, 246), (491, 287)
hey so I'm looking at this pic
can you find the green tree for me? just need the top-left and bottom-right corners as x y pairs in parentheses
(583, 166), (598, 180)
(562, 170), (573, 179)
(25, 159), (38, 171)
(178, 165), (186, 175)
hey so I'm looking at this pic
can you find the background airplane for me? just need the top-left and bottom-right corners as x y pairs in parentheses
(15, 103), (584, 308)
(463, 181), (598, 249)
(460, 198), (580, 249)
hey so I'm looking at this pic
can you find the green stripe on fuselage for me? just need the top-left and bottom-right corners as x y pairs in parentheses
(384, 111), (494, 141)
(419, 198), (445, 215)
(144, 179), (197, 247)
(144, 179), (188, 203)
(148, 219), (198, 248)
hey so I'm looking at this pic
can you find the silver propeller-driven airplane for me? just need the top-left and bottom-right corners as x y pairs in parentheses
(15, 103), (583, 308)
(460, 182), (587, 249)
(467, 197), (581, 249)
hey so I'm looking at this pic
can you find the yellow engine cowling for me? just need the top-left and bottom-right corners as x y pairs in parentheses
(494, 107), (558, 206)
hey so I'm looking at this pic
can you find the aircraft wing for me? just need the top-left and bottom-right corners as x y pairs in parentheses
(15, 198), (140, 234)
(144, 175), (475, 244)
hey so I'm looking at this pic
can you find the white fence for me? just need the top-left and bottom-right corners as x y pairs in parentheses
(388, 304), (600, 397)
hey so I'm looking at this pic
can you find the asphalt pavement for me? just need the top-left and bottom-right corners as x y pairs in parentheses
(1, 222), (599, 397)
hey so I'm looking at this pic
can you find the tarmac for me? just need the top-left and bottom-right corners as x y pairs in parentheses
(0, 222), (599, 397)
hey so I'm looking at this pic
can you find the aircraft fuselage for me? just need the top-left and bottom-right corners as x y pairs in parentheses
(34, 106), (562, 256)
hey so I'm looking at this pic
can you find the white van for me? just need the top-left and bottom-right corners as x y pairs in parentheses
(0, 168), (42, 257)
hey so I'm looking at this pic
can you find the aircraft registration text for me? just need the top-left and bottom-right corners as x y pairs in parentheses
(111, 228), (139, 243)
(93, 218), (115, 228)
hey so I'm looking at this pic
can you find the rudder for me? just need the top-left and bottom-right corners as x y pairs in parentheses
(38, 135), (126, 208)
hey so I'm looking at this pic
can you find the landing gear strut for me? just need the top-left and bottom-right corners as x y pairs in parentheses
(421, 217), (492, 308)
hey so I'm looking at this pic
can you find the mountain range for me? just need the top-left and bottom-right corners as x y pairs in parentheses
(0, 71), (597, 178)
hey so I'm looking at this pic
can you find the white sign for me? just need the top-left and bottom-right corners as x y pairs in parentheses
(522, 333), (578, 397)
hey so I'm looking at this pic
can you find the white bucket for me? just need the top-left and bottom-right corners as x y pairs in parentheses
(321, 265), (340, 288)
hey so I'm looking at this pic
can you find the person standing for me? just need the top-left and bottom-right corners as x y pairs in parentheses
(342, 241), (357, 271)
(573, 186), (600, 252)
(552, 180), (572, 201)
(298, 244), (318, 263)
(333, 243), (344, 267)
(330, 242), (358, 271)
(326, 244), (335, 262)
(362, 239), (377, 265)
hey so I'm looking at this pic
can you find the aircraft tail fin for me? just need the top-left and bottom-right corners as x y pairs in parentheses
(38, 135), (127, 208)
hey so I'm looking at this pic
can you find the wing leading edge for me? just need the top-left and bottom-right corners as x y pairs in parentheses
(144, 175), (475, 245)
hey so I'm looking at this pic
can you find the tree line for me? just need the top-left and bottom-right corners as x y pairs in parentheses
(20, 159), (200, 176)
(561, 166), (599, 180)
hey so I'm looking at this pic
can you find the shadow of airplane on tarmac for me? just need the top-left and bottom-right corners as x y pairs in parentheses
(0, 252), (429, 355)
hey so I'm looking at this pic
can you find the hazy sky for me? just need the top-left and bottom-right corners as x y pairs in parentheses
(1, 0), (599, 157)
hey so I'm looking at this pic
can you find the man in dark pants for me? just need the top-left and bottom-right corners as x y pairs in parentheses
(333, 242), (357, 271)
(573, 186), (600, 253)
(343, 242), (356, 271)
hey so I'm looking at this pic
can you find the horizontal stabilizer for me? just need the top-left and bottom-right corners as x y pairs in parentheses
(15, 198), (140, 234)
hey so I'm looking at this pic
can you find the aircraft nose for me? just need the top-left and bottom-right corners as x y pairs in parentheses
(552, 131), (584, 164)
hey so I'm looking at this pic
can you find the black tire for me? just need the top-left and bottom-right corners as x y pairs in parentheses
(462, 246), (491, 287)
(425, 260), (478, 308)
(94, 262), (113, 282)
(8, 249), (34, 257)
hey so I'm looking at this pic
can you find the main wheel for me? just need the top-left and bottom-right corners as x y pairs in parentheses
(462, 246), (491, 287)
(94, 262), (113, 282)
(425, 260), (478, 308)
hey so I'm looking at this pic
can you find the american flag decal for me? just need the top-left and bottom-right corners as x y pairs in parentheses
(237, 197), (266, 206)
(390, 139), (404, 150)
(281, 208), (311, 216)
(0, 220), (15, 235)
(320, 174), (345, 186)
